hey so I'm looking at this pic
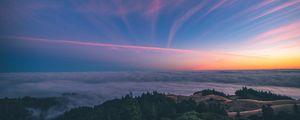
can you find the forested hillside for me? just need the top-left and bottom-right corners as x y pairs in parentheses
(0, 88), (299, 120)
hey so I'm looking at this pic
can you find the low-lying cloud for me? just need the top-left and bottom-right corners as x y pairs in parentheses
(1, 70), (300, 119)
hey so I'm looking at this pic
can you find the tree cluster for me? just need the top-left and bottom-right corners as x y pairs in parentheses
(235, 87), (292, 101)
(0, 88), (297, 120)
(193, 89), (228, 98)
(56, 92), (230, 120)
(0, 96), (62, 120)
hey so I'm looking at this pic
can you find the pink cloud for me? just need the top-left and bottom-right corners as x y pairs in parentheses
(281, 42), (300, 49)
(247, 0), (277, 12)
(146, 0), (162, 17)
(75, 0), (183, 18)
(220, 0), (277, 26)
(10, 36), (204, 54)
(145, 0), (186, 44)
(9, 36), (265, 60)
(194, 0), (277, 41)
(253, 20), (300, 44)
(6, 36), (269, 70)
(74, 0), (186, 45)
(190, 0), (237, 40)
(146, 0), (161, 42)
(251, 0), (300, 20)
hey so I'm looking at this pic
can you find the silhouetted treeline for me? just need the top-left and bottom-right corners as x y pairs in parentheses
(0, 96), (62, 120)
(194, 89), (228, 97)
(0, 88), (297, 120)
(235, 87), (292, 101)
(56, 91), (230, 120)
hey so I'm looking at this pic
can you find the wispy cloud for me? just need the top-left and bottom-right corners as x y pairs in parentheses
(252, 20), (300, 45)
(167, 0), (207, 48)
(167, 0), (233, 47)
(12, 36), (268, 59)
(72, 0), (185, 44)
(9, 36), (206, 54)
(281, 41), (300, 49)
(1, 1), (299, 71)
(205, 0), (226, 15)
(147, 0), (161, 43)
(10, 37), (264, 70)
(246, 0), (276, 12)
(250, 0), (300, 21)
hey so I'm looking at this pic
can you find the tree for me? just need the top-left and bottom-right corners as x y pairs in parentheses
(276, 111), (289, 120)
(236, 111), (241, 118)
(176, 99), (197, 113)
(0, 96), (61, 120)
(262, 104), (274, 120)
(294, 104), (299, 113)
(123, 95), (142, 120)
(176, 111), (203, 120)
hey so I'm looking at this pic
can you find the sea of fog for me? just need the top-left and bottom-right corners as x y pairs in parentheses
(1, 70), (300, 100)
(1, 71), (300, 119)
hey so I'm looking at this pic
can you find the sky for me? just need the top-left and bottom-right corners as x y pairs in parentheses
(0, 0), (300, 72)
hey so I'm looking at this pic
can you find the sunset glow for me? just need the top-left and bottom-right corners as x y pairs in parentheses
(0, 0), (300, 71)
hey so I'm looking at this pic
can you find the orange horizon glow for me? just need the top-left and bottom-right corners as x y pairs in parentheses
(9, 36), (300, 71)
(1, 1), (300, 72)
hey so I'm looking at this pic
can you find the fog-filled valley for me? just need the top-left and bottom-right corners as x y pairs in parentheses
(1, 70), (300, 98)
(1, 70), (300, 120)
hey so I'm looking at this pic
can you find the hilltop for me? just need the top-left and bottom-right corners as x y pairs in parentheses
(0, 87), (299, 120)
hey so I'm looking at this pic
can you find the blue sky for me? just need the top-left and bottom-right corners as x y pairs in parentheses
(0, 0), (300, 72)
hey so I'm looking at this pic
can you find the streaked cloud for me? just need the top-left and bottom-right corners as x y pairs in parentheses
(0, 0), (299, 71)
(205, 0), (226, 15)
(11, 36), (204, 54)
(6, 36), (276, 71)
(252, 20), (300, 45)
(251, 0), (300, 21)
(167, 0), (207, 47)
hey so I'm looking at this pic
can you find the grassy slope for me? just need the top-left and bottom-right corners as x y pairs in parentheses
(228, 103), (300, 117)
(227, 99), (300, 112)
(168, 93), (300, 117)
